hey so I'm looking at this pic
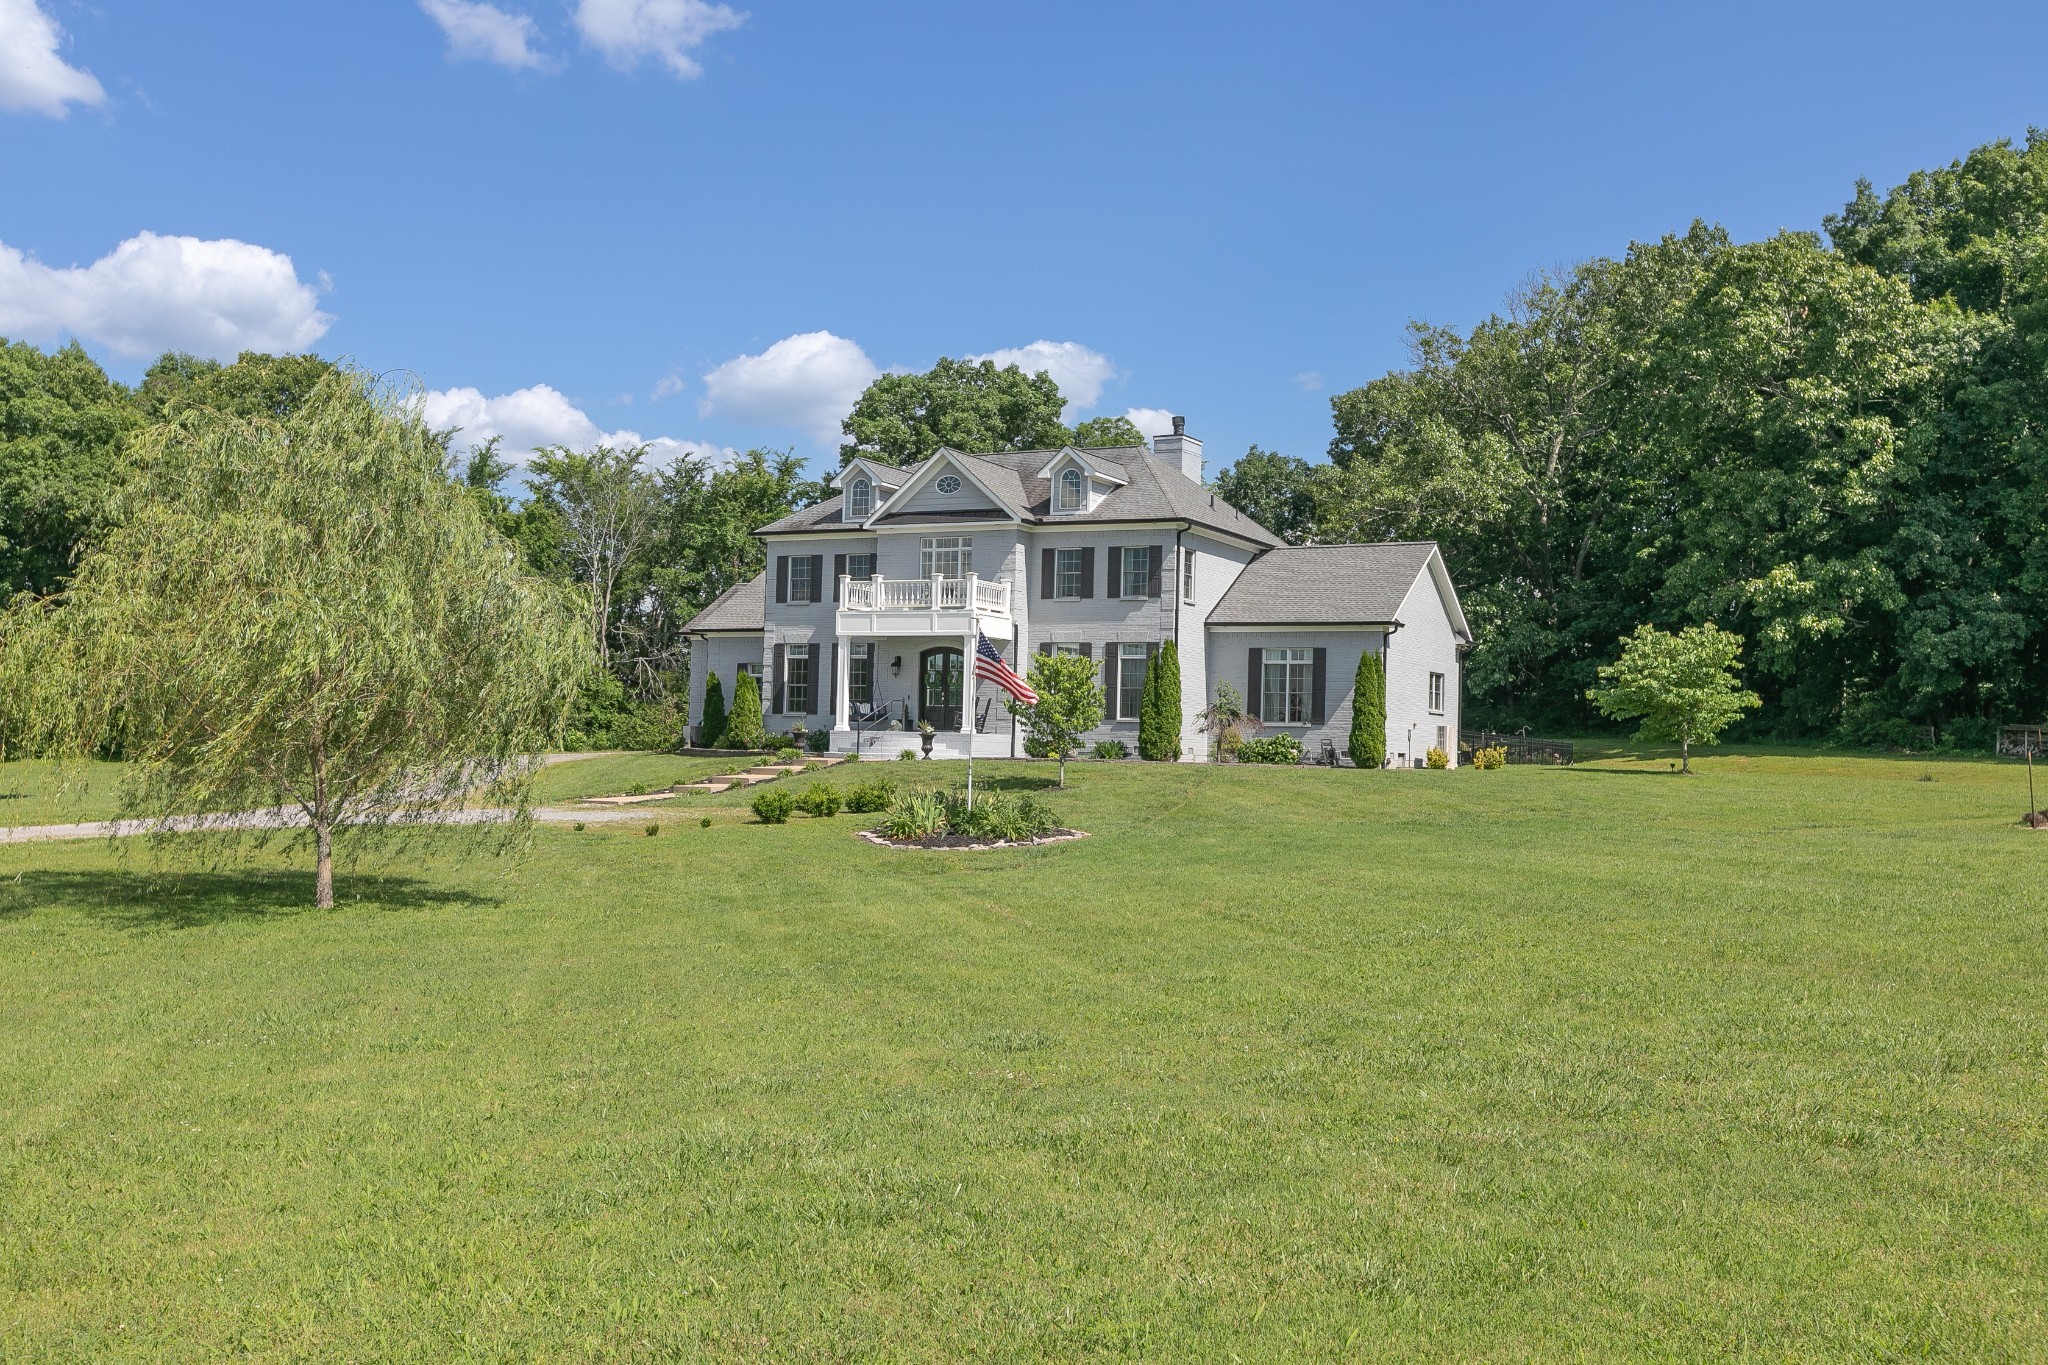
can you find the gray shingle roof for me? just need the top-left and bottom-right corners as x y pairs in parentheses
(1207, 543), (1441, 626)
(683, 573), (765, 632)
(755, 446), (1284, 548)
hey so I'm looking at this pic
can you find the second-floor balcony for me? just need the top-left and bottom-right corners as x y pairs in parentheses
(837, 574), (1012, 633)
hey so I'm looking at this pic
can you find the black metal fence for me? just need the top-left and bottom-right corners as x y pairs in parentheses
(1459, 730), (1575, 766)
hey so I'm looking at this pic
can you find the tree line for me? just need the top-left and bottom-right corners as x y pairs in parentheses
(1213, 133), (2048, 747)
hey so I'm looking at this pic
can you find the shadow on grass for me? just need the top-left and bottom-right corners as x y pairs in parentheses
(0, 869), (499, 931)
(1561, 766), (1686, 779)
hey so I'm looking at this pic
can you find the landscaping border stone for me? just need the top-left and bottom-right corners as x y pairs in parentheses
(855, 828), (1089, 852)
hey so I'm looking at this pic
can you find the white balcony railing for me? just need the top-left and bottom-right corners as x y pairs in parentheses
(839, 574), (1010, 617)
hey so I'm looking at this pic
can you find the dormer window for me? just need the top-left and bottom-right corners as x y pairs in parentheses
(1056, 467), (1083, 512)
(846, 477), (873, 519)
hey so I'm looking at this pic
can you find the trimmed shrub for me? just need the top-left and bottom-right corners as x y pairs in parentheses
(1093, 739), (1129, 760)
(1349, 650), (1386, 769)
(806, 728), (832, 753)
(878, 790), (947, 841)
(844, 778), (896, 814)
(1138, 639), (1182, 761)
(751, 788), (795, 824)
(794, 784), (843, 817)
(1425, 746), (1449, 769)
(699, 815), (712, 827)
(699, 672), (728, 748)
(724, 672), (768, 750)
(772, 745), (802, 765)
(1473, 745), (1507, 770)
(1238, 732), (1305, 765)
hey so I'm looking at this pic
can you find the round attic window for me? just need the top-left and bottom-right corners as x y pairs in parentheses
(935, 474), (962, 494)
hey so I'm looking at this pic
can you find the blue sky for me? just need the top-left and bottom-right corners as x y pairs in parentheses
(4, 1), (2046, 476)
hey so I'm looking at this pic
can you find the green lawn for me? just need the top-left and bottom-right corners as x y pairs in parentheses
(0, 759), (136, 826)
(3, 753), (2045, 1360)
(529, 752), (739, 805)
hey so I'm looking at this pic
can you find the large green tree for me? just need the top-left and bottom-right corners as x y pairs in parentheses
(839, 357), (1070, 466)
(1588, 624), (1762, 773)
(1072, 415), (1147, 447)
(1210, 446), (1323, 545)
(0, 340), (140, 597)
(0, 369), (589, 908)
(525, 445), (663, 674)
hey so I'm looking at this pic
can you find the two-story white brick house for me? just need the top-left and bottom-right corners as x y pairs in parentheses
(683, 419), (1472, 765)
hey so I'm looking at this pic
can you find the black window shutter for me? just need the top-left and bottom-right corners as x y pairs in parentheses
(1106, 546), (1122, 598)
(827, 643), (837, 713)
(772, 643), (786, 713)
(775, 556), (789, 604)
(1246, 648), (1263, 720)
(833, 554), (846, 602)
(1041, 548), (1054, 599)
(1311, 648), (1328, 723)
(807, 643), (821, 714)
(1079, 642), (1092, 659)
(1038, 642), (1052, 656)
(1147, 547), (1163, 598)
(1102, 648), (1118, 711)
(1080, 547), (1095, 599)
(809, 555), (824, 604)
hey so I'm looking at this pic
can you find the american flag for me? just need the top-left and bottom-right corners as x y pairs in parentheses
(974, 631), (1038, 704)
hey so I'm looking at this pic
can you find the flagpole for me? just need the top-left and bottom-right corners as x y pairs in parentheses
(966, 668), (976, 811)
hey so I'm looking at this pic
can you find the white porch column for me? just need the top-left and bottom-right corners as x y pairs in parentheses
(961, 628), (976, 735)
(834, 633), (852, 731)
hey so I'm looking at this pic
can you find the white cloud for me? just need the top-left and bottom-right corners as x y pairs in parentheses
(1293, 370), (1323, 392)
(968, 340), (1117, 421)
(700, 331), (879, 447)
(421, 382), (730, 467)
(1124, 407), (1176, 441)
(651, 371), (686, 401)
(573, 0), (743, 78)
(0, 231), (332, 360)
(420, 0), (548, 70)
(0, 0), (104, 118)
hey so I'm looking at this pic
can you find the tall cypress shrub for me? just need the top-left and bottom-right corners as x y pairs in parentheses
(1349, 649), (1386, 769)
(699, 672), (728, 748)
(1138, 639), (1183, 761)
(724, 671), (768, 750)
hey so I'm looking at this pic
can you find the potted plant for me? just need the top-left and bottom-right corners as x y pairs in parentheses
(789, 721), (809, 751)
(918, 720), (935, 759)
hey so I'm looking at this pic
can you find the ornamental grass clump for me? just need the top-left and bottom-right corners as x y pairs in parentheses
(947, 791), (1060, 843)
(879, 790), (948, 841)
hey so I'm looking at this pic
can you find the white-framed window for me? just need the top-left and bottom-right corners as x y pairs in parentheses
(1263, 647), (1312, 725)
(1117, 643), (1148, 720)
(920, 536), (972, 578)
(1046, 642), (1086, 657)
(850, 650), (872, 705)
(1054, 547), (1083, 599)
(1181, 548), (1195, 604)
(738, 662), (763, 691)
(1428, 671), (1446, 713)
(847, 552), (875, 582)
(846, 476), (873, 519)
(1119, 546), (1150, 598)
(935, 474), (962, 495)
(1056, 467), (1084, 512)
(788, 556), (816, 603)
(785, 649), (810, 714)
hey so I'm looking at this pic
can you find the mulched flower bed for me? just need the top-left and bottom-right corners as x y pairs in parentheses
(857, 828), (1089, 851)
(2023, 811), (2048, 829)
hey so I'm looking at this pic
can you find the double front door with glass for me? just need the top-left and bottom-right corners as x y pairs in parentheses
(919, 647), (964, 730)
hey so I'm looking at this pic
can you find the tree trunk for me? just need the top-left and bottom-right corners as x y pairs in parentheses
(314, 819), (334, 909)
(1058, 752), (1068, 788)
(1680, 733), (1691, 775)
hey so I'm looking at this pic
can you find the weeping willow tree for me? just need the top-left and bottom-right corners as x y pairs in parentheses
(0, 368), (591, 907)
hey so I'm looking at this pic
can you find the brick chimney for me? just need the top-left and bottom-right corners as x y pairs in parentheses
(1152, 415), (1203, 483)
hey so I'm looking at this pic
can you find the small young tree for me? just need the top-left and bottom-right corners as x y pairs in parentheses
(723, 671), (768, 750)
(1588, 623), (1761, 773)
(699, 671), (728, 748)
(1195, 681), (1259, 761)
(1349, 649), (1387, 769)
(0, 368), (590, 908)
(1007, 652), (1105, 787)
(1137, 640), (1183, 761)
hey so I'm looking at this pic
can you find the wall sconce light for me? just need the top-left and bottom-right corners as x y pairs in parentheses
(890, 655), (902, 676)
